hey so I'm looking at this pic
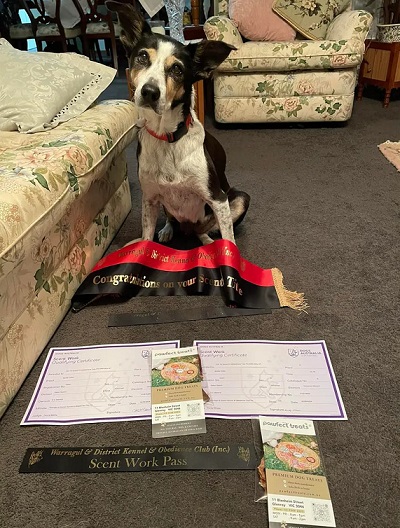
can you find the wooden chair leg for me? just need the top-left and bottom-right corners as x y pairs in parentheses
(82, 36), (90, 58)
(105, 40), (111, 57)
(73, 37), (81, 54)
(88, 41), (94, 60)
(87, 40), (95, 61)
(36, 39), (42, 51)
(111, 37), (119, 72)
(95, 39), (103, 63)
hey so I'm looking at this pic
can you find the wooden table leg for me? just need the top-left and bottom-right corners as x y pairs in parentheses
(383, 89), (391, 107)
(356, 82), (364, 101)
(194, 80), (205, 125)
(191, 0), (200, 26)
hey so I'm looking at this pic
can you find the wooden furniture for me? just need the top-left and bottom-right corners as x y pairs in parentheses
(8, 22), (34, 46)
(74, 0), (119, 71)
(186, 0), (206, 121)
(125, 68), (205, 125)
(191, 0), (201, 26)
(184, 0), (206, 39)
(194, 80), (205, 124)
(383, 0), (400, 24)
(357, 40), (400, 107)
(21, 0), (82, 52)
(1, 1), (33, 48)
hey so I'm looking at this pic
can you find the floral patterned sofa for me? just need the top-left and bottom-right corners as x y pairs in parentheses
(0, 100), (138, 417)
(205, 1), (373, 123)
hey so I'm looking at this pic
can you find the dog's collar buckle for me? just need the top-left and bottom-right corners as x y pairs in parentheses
(145, 114), (193, 143)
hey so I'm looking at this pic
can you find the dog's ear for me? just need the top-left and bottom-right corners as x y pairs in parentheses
(106, 1), (151, 55)
(187, 40), (236, 80)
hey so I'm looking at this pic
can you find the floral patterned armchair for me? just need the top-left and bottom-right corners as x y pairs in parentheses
(204, 1), (373, 123)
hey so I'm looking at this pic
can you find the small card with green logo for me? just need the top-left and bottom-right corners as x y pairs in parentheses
(151, 346), (206, 438)
(260, 416), (336, 528)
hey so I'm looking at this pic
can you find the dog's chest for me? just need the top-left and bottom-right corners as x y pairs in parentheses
(138, 135), (209, 222)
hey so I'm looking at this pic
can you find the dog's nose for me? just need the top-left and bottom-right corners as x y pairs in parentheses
(141, 83), (160, 104)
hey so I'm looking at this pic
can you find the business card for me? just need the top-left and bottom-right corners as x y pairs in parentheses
(151, 346), (206, 438)
(260, 416), (336, 527)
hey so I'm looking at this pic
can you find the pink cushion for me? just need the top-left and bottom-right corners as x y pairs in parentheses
(229, 0), (296, 42)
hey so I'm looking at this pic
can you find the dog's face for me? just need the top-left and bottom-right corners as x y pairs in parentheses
(106, 1), (235, 115)
(128, 32), (194, 115)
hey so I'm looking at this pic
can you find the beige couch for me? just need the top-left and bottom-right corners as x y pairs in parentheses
(205, 1), (373, 123)
(0, 100), (138, 418)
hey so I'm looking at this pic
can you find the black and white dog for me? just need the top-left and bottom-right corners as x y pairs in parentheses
(107, 1), (250, 245)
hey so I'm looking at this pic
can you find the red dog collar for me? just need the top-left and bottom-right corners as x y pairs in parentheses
(145, 114), (193, 143)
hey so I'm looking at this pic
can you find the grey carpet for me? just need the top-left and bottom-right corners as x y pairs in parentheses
(1, 79), (399, 528)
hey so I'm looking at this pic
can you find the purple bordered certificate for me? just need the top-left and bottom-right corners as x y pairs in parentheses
(194, 340), (347, 420)
(21, 341), (180, 426)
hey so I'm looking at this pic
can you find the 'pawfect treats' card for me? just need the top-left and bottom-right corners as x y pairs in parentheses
(151, 347), (206, 438)
(260, 417), (336, 528)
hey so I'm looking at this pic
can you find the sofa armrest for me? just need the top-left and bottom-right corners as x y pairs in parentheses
(326, 10), (373, 42)
(204, 16), (244, 47)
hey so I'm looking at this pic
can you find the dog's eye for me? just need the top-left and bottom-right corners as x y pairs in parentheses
(137, 50), (149, 65)
(170, 63), (183, 77)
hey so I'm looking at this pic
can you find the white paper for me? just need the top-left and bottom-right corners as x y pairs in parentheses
(138, 0), (164, 18)
(194, 340), (347, 420)
(21, 341), (180, 426)
(43, 0), (89, 29)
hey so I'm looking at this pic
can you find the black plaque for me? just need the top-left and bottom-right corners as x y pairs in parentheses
(108, 306), (271, 327)
(20, 444), (257, 473)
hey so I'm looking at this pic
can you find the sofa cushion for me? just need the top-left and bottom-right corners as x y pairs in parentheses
(217, 38), (365, 72)
(272, 0), (350, 40)
(0, 39), (116, 133)
(214, 69), (356, 98)
(35, 23), (81, 38)
(9, 23), (34, 39)
(214, 93), (354, 122)
(229, 0), (296, 42)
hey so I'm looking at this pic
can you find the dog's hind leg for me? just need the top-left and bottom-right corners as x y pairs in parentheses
(228, 188), (250, 227)
(196, 189), (250, 244)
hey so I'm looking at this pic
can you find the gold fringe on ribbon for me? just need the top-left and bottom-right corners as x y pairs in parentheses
(271, 268), (309, 312)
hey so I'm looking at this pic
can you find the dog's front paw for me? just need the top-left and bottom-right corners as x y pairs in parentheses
(123, 238), (143, 247)
(158, 223), (174, 243)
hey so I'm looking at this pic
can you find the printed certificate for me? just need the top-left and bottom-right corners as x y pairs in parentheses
(194, 340), (347, 420)
(21, 341), (180, 425)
